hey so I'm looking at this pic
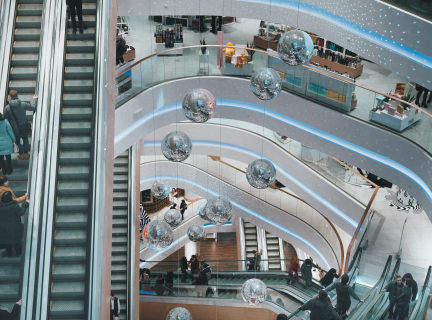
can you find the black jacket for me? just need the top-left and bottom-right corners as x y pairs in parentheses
(402, 273), (418, 301)
(165, 273), (174, 284)
(0, 201), (28, 245)
(320, 268), (339, 287)
(116, 37), (127, 59)
(192, 274), (208, 286)
(110, 297), (120, 315)
(0, 304), (20, 320)
(300, 297), (342, 320)
(384, 281), (403, 302)
(66, 0), (83, 4)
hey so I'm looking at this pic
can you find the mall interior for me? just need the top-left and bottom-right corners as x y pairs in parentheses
(2, 0), (432, 319)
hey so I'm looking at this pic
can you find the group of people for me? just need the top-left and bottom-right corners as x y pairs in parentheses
(170, 198), (187, 220)
(382, 273), (417, 320)
(286, 257), (324, 289)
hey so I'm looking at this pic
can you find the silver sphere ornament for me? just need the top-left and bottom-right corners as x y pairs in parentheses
(182, 88), (216, 123)
(166, 307), (192, 320)
(205, 196), (233, 226)
(161, 131), (192, 162)
(164, 209), (182, 227)
(246, 159), (276, 189)
(187, 224), (205, 242)
(142, 220), (174, 251)
(277, 30), (313, 66)
(250, 68), (282, 100)
(241, 278), (267, 306)
(151, 180), (171, 199)
(197, 201), (209, 221)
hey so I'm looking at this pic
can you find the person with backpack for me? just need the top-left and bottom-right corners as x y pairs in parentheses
(4, 90), (37, 160)
(180, 199), (187, 220)
(326, 274), (363, 317)
(0, 112), (16, 175)
(116, 35), (127, 66)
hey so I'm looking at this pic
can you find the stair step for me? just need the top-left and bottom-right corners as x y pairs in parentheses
(54, 229), (87, 245)
(50, 300), (84, 316)
(52, 264), (86, 280)
(15, 16), (42, 28)
(53, 246), (86, 262)
(58, 165), (90, 179)
(59, 150), (90, 164)
(9, 66), (37, 80)
(51, 281), (85, 298)
(60, 135), (92, 149)
(56, 212), (88, 228)
(57, 196), (89, 211)
(65, 52), (95, 66)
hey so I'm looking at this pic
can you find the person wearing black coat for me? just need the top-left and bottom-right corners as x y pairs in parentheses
(319, 268), (339, 287)
(155, 274), (165, 296)
(180, 256), (188, 282)
(402, 273), (418, 301)
(180, 199), (187, 220)
(116, 36), (127, 66)
(165, 271), (174, 289)
(395, 279), (412, 320)
(66, 0), (83, 34)
(299, 290), (343, 320)
(0, 191), (29, 257)
(383, 275), (403, 319)
(0, 299), (21, 320)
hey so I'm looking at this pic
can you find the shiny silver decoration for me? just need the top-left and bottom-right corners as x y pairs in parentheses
(250, 68), (282, 100)
(151, 180), (171, 199)
(246, 159), (276, 189)
(182, 88), (216, 123)
(277, 30), (313, 66)
(164, 209), (182, 227)
(142, 220), (174, 252)
(166, 307), (192, 320)
(197, 200), (209, 221)
(161, 131), (192, 162)
(187, 224), (205, 242)
(241, 278), (267, 306)
(205, 196), (233, 226)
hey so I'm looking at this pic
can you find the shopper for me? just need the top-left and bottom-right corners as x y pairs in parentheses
(180, 199), (187, 220)
(109, 291), (121, 320)
(192, 270), (208, 296)
(139, 269), (151, 291)
(276, 314), (288, 320)
(0, 299), (22, 320)
(189, 254), (200, 278)
(66, 0), (83, 34)
(395, 279), (412, 320)
(155, 273), (165, 296)
(301, 258), (320, 289)
(287, 257), (300, 285)
(402, 273), (418, 302)
(0, 113), (15, 175)
(165, 271), (174, 289)
(299, 290), (343, 320)
(4, 91), (36, 160)
(0, 176), (27, 203)
(0, 191), (29, 257)
(383, 275), (403, 319)
(180, 256), (188, 282)
(326, 274), (363, 317)
(116, 35), (127, 66)
(319, 268), (339, 287)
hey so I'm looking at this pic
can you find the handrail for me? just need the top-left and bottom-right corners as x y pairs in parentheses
(409, 266), (432, 320)
(207, 156), (345, 273)
(397, 218), (408, 258)
(116, 44), (432, 120)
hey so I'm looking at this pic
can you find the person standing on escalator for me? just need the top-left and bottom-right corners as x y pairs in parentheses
(382, 275), (403, 319)
(66, 0), (83, 34)
(300, 258), (320, 289)
(325, 274), (363, 317)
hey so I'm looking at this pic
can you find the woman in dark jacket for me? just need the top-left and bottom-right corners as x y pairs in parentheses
(0, 191), (29, 257)
(116, 36), (127, 65)
(0, 113), (15, 175)
(319, 268), (339, 287)
(180, 256), (188, 282)
(301, 258), (320, 288)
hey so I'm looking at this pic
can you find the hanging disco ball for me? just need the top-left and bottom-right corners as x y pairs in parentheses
(187, 224), (205, 242)
(241, 278), (268, 306)
(166, 307), (192, 320)
(246, 159), (276, 189)
(277, 30), (313, 66)
(164, 209), (182, 227)
(197, 200), (209, 221)
(142, 220), (174, 251)
(250, 68), (282, 100)
(182, 88), (216, 123)
(151, 180), (171, 199)
(205, 196), (233, 226)
(161, 131), (192, 162)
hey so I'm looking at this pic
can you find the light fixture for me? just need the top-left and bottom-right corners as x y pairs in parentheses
(250, 68), (282, 100)
(182, 88), (216, 123)
(164, 209), (182, 227)
(151, 180), (171, 199)
(142, 220), (174, 251)
(277, 30), (313, 66)
(187, 224), (205, 242)
(161, 131), (192, 162)
(197, 200), (209, 221)
(241, 278), (267, 306)
(205, 196), (233, 226)
(166, 307), (192, 320)
(246, 159), (276, 189)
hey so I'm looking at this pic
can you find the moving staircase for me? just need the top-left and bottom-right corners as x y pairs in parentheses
(46, 1), (97, 318)
(0, 0), (43, 313)
(244, 221), (259, 260)
(266, 231), (282, 271)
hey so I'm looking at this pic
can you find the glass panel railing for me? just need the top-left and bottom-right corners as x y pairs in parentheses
(409, 266), (432, 320)
(116, 45), (432, 157)
(379, 0), (432, 21)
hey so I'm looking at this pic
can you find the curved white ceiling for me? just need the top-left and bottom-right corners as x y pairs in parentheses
(140, 161), (339, 269)
(115, 76), (432, 221)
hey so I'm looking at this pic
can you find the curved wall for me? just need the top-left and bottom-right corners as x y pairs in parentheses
(140, 161), (339, 269)
(117, 0), (432, 89)
(115, 76), (432, 221)
(142, 122), (364, 235)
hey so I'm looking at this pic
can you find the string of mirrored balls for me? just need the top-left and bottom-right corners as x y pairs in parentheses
(142, 30), (314, 315)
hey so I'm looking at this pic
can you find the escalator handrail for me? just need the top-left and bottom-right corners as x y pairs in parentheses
(409, 266), (432, 320)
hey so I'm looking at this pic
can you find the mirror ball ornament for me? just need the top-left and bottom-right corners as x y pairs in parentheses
(164, 209), (182, 227)
(182, 88), (216, 123)
(241, 278), (268, 306)
(277, 30), (313, 66)
(166, 307), (192, 320)
(142, 220), (174, 251)
(187, 224), (205, 242)
(161, 131), (192, 162)
(250, 68), (282, 100)
(205, 196), (233, 226)
(151, 180), (171, 199)
(246, 159), (276, 189)
(197, 201), (209, 221)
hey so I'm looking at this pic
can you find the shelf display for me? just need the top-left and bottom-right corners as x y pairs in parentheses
(223, 43), (253, 76)
(154, 23), (183, 46)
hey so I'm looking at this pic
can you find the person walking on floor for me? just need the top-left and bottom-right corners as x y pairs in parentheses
(299, 289), (343, 320)
(109, 292), (121, 320)
(0, 176), (27, 203)
(383, 275), (403, 320)
(0, 113), (15, 175)
(287, 257), (300, 285)
(4, 90), (36, 160)
(320, 268), (339, 287)
(66, 0), (83, 34)
(301, 258), (320, 289)
(180, 199), (187, 220)
(0, 299), (22, 320)
(326, 274), (364, 317)
(0, 191), (29, 257)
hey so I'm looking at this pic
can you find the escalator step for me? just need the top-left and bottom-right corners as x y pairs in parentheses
(113, 227), (128, 235)
(111, 274), (127, 282)
(58, 165), (90, 179)
(59, 150), (91, 164)
(9, 66), (37, 80)
(11, 53), (39, 66)
(51, 281), (85, 298)
(6, 167), (28, 181)
(9, 80), (36, 92)
(267, 245), (279, 250)
(0, 284), (19, 299)
(113, 209), (128, 217)
(62, 107), (93, 121)
(114, 191), (128, 200)
(114, 200), (128, 209)
(114, 158), (128, 166)
(60, 135), (92, 149)
(64, 66), (95, 79)
(245, 235), (257, 240)
(52, 264), (86, 280)
(113, 218), (128, 227)
(63, 93), (93, 106)
(57, 196), (89, 211)
(15, 16), (42, 28)
(111, 264), (127, 272)
(113, 237), (128, 245)
(65, 52), (95, 66)
(57, 181), (89, 195)
(111, 255), (127, 264)
(54, 229), (87, 245)
(66, 15), (96, 28)
(0, 266), (20, 282)
(245, 240), (258, 246)
(114, 166), (128, 174)
(53, 246), (86, 262)
(265, 233), (278, 239)
(56, 212), (88, 228)
(61, 121), (92, 134)
(267, 251), (280, 257)
(269, 264), (281, 270)
(244, 229), (257, 234)
(17, 4), (43, 15)
(50, 300), (84, 317)
(244, 223), (255, 228)
(266, 239), (279, 244)
(64, 80), (94, 92)
(114, 175), (128, 183)
(66, 40), (96, 53)
(113, 183), (128, 192)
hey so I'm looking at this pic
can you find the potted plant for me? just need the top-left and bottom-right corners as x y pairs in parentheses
(200, 38), (207, 54)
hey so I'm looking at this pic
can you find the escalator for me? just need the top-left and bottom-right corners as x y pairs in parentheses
(46, 1), (97, 318)
(244, 221), (259, 261)
(111, 150), (130, 320)
(266, 231), (283, 271)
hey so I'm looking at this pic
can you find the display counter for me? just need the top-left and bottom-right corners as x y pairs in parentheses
(310, 55), (363, 78)
(254, 35), (278, 51)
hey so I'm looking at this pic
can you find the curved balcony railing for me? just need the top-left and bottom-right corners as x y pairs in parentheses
(115, 44), (432, 156)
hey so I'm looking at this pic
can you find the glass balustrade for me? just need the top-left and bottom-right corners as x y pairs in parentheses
(380, 0), (432, 21)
